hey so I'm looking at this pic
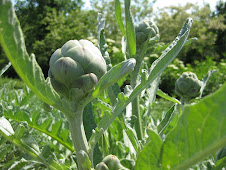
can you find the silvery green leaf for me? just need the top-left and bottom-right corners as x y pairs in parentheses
(91, 58), (136, 98)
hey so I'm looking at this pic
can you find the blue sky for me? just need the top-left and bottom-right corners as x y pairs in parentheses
(12, 0), (222, 11)
(83, 0), (222, 11)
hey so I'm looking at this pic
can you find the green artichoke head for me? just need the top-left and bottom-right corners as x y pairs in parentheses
(135, 20), (159, 47)
(48, 39), (107, 100)
(175, 72), (203, 101)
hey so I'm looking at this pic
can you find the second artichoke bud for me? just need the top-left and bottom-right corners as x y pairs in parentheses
(48, 39), (107, 100)
(175, 72), (203, 101)
(135, 20), (159, 48)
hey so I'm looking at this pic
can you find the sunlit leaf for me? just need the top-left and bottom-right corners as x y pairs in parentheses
(160, 83), (226, 169)
(115, 0), (126, 37)
(125, 0), (136, 56)
(0, 0), (64, 110)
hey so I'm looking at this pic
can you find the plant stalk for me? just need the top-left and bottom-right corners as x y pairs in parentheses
(130, 56), (144, 140)
(132, 95), (143, 140)
(66, 108), (90, 170)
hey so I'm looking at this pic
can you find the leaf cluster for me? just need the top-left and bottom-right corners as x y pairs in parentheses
(0, 0), (225, 169)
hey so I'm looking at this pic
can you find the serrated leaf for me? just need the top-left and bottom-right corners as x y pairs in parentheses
(160, 83), (226, 170)
(0, 0), (62, 109)
(0, 117), (65, 169)
(4, 109), (73, 152)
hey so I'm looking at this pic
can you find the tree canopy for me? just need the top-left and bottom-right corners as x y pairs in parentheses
(0, 0), (225, 78)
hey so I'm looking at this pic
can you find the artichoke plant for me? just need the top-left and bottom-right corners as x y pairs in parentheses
(48, 39), (107, 101)
(135, 20), (159, 48)
(175, 72), (203, 101)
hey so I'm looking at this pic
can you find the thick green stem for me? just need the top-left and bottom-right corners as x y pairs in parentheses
(132, 95), (143, 140)
(130, 57), (144, 140)
(66, 108), (90, 170)
(130, 57), (142, 88)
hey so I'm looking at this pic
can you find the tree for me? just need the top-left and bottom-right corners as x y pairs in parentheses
(210, 0), (226, 61)
(90, 0), (156, 42)
(89, 0), (156, 65)
(155, 3), (219, 64)
(155, 1), (226, 96)
(0, 0), (100, 78)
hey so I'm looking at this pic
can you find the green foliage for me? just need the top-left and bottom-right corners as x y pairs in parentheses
(0, 0), (225, 169)
(135, 130), (162, 170)
(0, 1), (65, 110)
(155, 2), (225, 64)
(0, 0), (97, 78)
(90, 0), (156, 65)
(160, 56), (226, 97)
(134, 83), (226, 169)
(161, 83), (226, 169)
(0, 79), (76, 169)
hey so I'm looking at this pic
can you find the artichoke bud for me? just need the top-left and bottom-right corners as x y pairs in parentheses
(95, 162), (109, 170)
(51, 57), (84, 88)
(102, 155), (124, 170)
(175, 72), (203, 101)
(135, 20), (159, 47)
(48, 39), (107, 101)
(136, 32), (147, 44)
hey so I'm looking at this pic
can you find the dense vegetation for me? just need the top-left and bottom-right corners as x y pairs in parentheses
(0, 0), (225, 96)
(0, 0), (225, 169)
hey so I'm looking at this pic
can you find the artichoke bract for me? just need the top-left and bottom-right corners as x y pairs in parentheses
(175, 72), (203, 101)
(135, 20), (159, 47)
(95, 162), (109, 170)
(48, 39), (107, 99)
(102, 155), (124, 170)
